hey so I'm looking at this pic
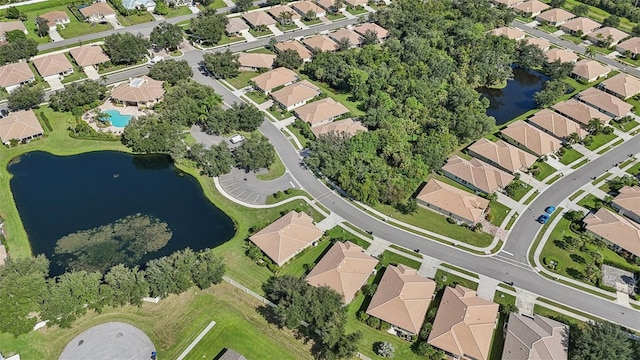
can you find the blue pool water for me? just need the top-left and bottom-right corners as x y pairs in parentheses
(104, 109), (133, 127)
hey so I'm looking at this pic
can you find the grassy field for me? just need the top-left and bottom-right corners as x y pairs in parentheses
(537, 24), (558, 33)
(585, 133), (617, 151)
(255, 153), (285, 181)
(249, 28), (272, 37)
(559, 148), (584, 165)
(568, 190), (585, 201)
(380, 250), (421, 269)
(434, 269), (478, 290)
(245, 90), (269, 104)
(611, 119), (640, 132)
(279, 239), (333, 278)
(246, 47), (276, 55)
(324, 226), (371, 249)
(164, 5), (193, 18)
(626, 162), (640, 176)
(58, 21), (112, 39)
(117, 12), (155, 26)
(571, 158), (589, 169)
(489, 200), (511, 227)
(298, 73), (364, 116)
(507, 179), (533, 201)
(554, 0), (636, 33)
(226, 71), (257, 89)
(533, 161), (556, 181)
(576, 193), (603, 211)
(218, 34), (244, 45)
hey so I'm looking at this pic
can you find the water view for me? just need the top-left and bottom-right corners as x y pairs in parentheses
(9, 151), (235, 276)
(479, 66), (550, 125)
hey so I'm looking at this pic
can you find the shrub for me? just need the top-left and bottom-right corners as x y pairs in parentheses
(357, 311), (369, 322)
(374, 342), (395, 358)
(602, 126), (614, 135)
(366, 315), (380, 329)
(446, 217), (456, 224)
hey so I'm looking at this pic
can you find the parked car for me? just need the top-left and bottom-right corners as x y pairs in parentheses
(229, 134), (245, 144)
(545, 206), (556, 214)
(537, 214), (550, 224)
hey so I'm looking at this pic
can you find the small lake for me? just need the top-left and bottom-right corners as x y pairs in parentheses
(9, 151), (236, 276)
(479, 66), (550, 125)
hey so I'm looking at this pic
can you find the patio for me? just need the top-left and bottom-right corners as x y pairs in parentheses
(81, 101), (149, 135)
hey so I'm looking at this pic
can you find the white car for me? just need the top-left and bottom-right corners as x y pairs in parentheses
(229, 134), (245, 144)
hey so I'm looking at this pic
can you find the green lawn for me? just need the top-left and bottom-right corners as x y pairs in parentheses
(163, 5), (193, 18)
(346, 6), (368, 15)
(568, 190), (585, 201)
(244, 90), (269, 104)
(489, 200), (510, 227)
(117, 12), (155, 26)
(249, 28), (272, 38)
(546, 174), (562, 184)
(585, 133), (617, 151)
(279, 239), (333, 278)
(380, 250), (421, 269)
(298, 74), (363, 116)
(523, 190), (539, 205)
(206, 0), (227, 10)
(507, 179), (533, 201)
(533, 161), (556, 181)
(218, 34), (244, 45)
(561, 34), (583, 45)
(285, 124), (310, 149)
(626, 162), (640, 176)
(571, 158), (589, 169)
(554, 0), (635, 33)
(98, 58), (147, 74)
(265, 188), (310, 204)
(226, 71), (257, 89)
(302, 18), (322, 26)
(60, 70), (87, 84)
(434, 269), (478, 290)
(390, 244), (423, 258)
(247, 47), (276, 55)
(256, 153), (285, 181)
(587, 45), (613, 55)
(611, 119), (640, 132)
(576, 193), (602, 211)
(559, 148), (584, 165)
(537, 24), (558, 33)
(326, 13), (346, 20)
(277, 23), (299, 31)
(325, 226), (371, 249)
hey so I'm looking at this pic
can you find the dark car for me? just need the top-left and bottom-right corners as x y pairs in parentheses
(545, 206), (556, 214)
(537, 214), (550, 224)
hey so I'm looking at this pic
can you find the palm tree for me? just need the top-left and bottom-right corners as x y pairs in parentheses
(336, 37), (351, 51)
(584, 263), (600, 283)
(278, 11), (293, 25)
(587, 118), (604, 134)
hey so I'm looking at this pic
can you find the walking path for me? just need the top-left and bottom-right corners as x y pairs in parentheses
(176, 321), (217, 360)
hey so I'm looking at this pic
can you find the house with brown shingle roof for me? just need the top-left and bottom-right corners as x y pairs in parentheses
(467, 138), (537, 174)
(242, 11), (277, 28)
(523, 36), (550, 51)
(598, 73), (640, 100)
(270, 80), (321, 111)
(575, 87), (633, 118)
(291, 1), (325, 18)
(536, 8), (575, 26)
(366, 265), (436, 335)
(0, 62), (35, 93)
(416, 179), (489, 225)
(502, 314), (569, 360)
(39, 11), (70, 29)
(311, 118), (367, 138)
(560, 17), (601, 36)
(0, 21), (27, 42)
(490, 27), (526, 41)
(305, 241), (378, 304)
(344, 0), (367, 7)
(225, 17), (249, 36)
(587, 27), (629, 48)
(251, 67), (299, 94)
(294, 98), (349, 127)
(218, 349), (247, 360)
(354, 23), (389, 41)
(427, 285), (499, 360)
(551, 99), (612, 126)
(79, 2), (116, 22)
(266, 5), (300, 24)
(527, 109), (587, 140)
(501, 121), (562, 156)
(302, 34), (338, 52)
(32, 53), (74, 79)
(329, 28), (363, 48)
(611, 186), (640, 224)
(584, 208), (640, 257)
(442, 155), (515, 195)
(275, 40), (314, 62)
(315, 0), (345, 12)
(0, 110), (44, 145)
(545, 48), (578, 63)
(491, 0), (525, 8)
(69, 45), (110, 68)
(110, 76), (165, 107)
(250, 210), (324, 266)
(571, 59), (610, 83)
(237, 53), (276, 71)
(616, 37), (640, 59)
(513, 0), (550, 17)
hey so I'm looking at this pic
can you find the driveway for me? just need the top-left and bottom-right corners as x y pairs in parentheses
(84, 65), (100, 80)
(49, 27), (64, 42)
(44, 75), (64, 90)
(106, 17), (124, 29)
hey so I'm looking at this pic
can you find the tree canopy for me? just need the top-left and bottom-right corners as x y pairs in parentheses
(104, 33), (151, 65)
(0, 37), (38, 65)
(234, 134), (276, 171)
(48, 81), (108, 113)
(150, 22), (183, 50)
(274, 48), (303, 69)
(7, 84), (44, 110)
(190, 9), (227, 45)
(571, 322), (635, 360)
(203, 50), (240, 79)
(148, 59), (193, 85)
(122, 115), (184, 153)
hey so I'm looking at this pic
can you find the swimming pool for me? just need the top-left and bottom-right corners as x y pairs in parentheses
(104, 109), (133, 128)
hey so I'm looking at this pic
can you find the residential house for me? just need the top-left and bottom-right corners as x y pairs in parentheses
(110, 76), (165, 107)
(344, 0), (367, 7)
(311, 118), (367, 138)
(353, 23), (389, 42)
(0, 62), (35, 93)
(502, 314), (569, 360)
(490, 26), (526, 41)
(266, 5), (300, 24)
(294, 98), (349, 127)
(551, 99), (612, 126)
(441, 155), (515, 194)
(237, 53), (276, 71)
(315, 0), (346, 12)
(218, 349), (247, 360)
(305, 241), (378, 304)
(527, 109), (587, 140)
(545, 48), (578, 63)
(513, 0), (550, 17)
(467, 138), (537, 174)
(32, 53), (74, 80)
(575, 87), (633, 118)
(249, 210), (324, 266)
(274, 40), (313, 62)
(491, 0), (526, 7)
(123, 0), (156, 11)
(39, 11), (71, 30)
(80, 2), (117, 22)
(523, 36), (550, 51)
(329, 28), (363, 47)
(0, 21), (28, 42)
(242, 11), (277, 28)
(571, 59), (610, 83)
(427, 285), (499, 360)
(69, 45), (110, 68)
(251, 67), (299, 94)
(587, 27), (629, 48)
(225, 17), (249, 36)
(584, 208), (640, 258)
(270, 80), (321, 111)
(0, 110), (44, 145)
(291, 1), (326, 18)
(415, 179), (489, 225)
(598, 73), (640, 99)
(302, 34), (338, 52)
(501, 121), (563, 156)
(366, 265), (436, 335)
(616, 37), (640, 59)
(560, 17), (601, 36)
(536, 8), (575, 26)
(611, 186), (640, 224)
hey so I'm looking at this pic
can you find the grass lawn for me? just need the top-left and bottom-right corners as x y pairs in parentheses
(206, 0), (227, 10)
(57, 21), (112, 39)
(507, 179), (533, 201)
(488, 313), (507, 360)
(61, 70), (87, 84)
(218, 34), (244, 45)
(325, 226), (371, 249)
(164, 5), (193, 18)
(302, 18), (322, 26)
(346, 6), (368, 15)
(568, 190), (585, 201)
(98, 58), (147, 74)
(279, 239), (333, 278)
(489, 200), (511, 227)
(226, 71), (257, 89)
(117, 12), (155, 26)
(560, 148), (584, 165)
(537, 24), (558, 33)
(611, 119), (640, 132)
(285, 124), (310, 149)
(523, 190), (539, 205)
(298, 74), (363, 116)
(244, 90), (269, 104)
(588, 45), (613, 55)
(265, 188), (310, 204)
(533, 161), (556, 181)
(585, 132), (617, 151)
(576, 193), (602, 211)
(390, 244), (423, 258)
(533, 305), (582, 329)
(277, 23), (299, 31)
(380, 250), (421, 269)
(249, 28), (272, 38)
(434, 269), (478, 290)
(560, 34), (583, 45)
(626, 162), (640, 176)
(505, 213), (518, 230)
(326, 13), (346, 20)
(571, 158), (589, 169)
(556, 0), (635, 33)
(256, 153), (285, 181)
(247, 47), (276, 55)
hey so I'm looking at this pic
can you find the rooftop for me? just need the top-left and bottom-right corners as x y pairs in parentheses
(545, 48), (578, 63)
(39, 11), (70, 27)
(502, 314), (569, 360)
(551, 99), (612, 126)
(0, 62), (35, 87)
(527, 108), (587, 139)
(110, 76), (165, 104)
(270, 80), (321, 108)
(274, 40), (313, 60)
(490, 27), (526, 40)
(311, 118), (367, 138)
(442, 155), (514, 194)
(561, 17), (601, 33)
(587, 27), (629, 44)
(242, 11), (277, 27)
(266, 5), (300, 21)
(536, 8), (575, 23)
(617, 37), (640, 54)
(501, 121), (563, 156)
(329, 28), (363, 46)
(571, 59), (610, 81)
(226, 17), (249, 33)
(612, 186), (640, 221)
(467, 138), (537, 173)
(69, 45), (110, 67)
(0, 21), (27, 36)
(251, 67), (299, 92)
(0, 110), (44, 144)
(416, 179), (489, 224)
(584, 208), (640, 257)
(79, 2), (116, 18)
(513, 0), (550, 14)
(290, 1), (324, 15)
(237, 52), (276, 69)
(576, 87), (633, 117)
(524, 36), (550, 50)
(32, 53), (73, 78)
(598, 73), (640, 99)
(302, 34), (339, 52)
(294, 98), (349, 126)
(353, 23), (389, 40)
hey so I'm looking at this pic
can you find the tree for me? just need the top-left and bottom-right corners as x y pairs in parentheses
(104, 33), (151, 65)
(603, 15), (621, 28)
(587, 118), (604, 134)
(572, 322), (634, 360)
(122, 115), (184, 153)
(231, 102), (265, 132)
(361, 29), (379, 45)
(5, 6), (20, 19)
(534, 79), (567, 108)
(563, 235), (582, 252)
(335, 37), (352, 51)
(190, 9), (227, 45)
(34, 16), (49, 37)
(190, 249), (225, 289)
(0, 37), (38, 65)
(48, 80), (107, 113)
(585, 46), (597, 58)
(303, 9), (316, 21)
(374, 342), (395, 358)
(550, 0), (565, 7)
(150, 22), (183, 51)
(104, 264), (149, 307)
(563, 209), (584, 223)
(203, 50), (240, 78)
(234, 134), (276, 171)
(278, 10), (293, 25)
(274, 48), (303, 69)
(145, 249), (198, 298)
(5, 29), (26, 43)
(515, 40), (545, 69)
(153, 0), (169, 15)
(573, 4), (589, 17)
(499, 303), (519, 315)
(633, 24), (640, 37)
(543, 60), (575, 79)
(187, 143), (235, 176)
(7, 84), (44, 110)
(565, 132), (581, 144)
(235, 0), (253, 12)
(148, 59), (193, 85)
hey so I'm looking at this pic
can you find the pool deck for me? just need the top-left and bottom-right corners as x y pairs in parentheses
(82, 102), (150, 135)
